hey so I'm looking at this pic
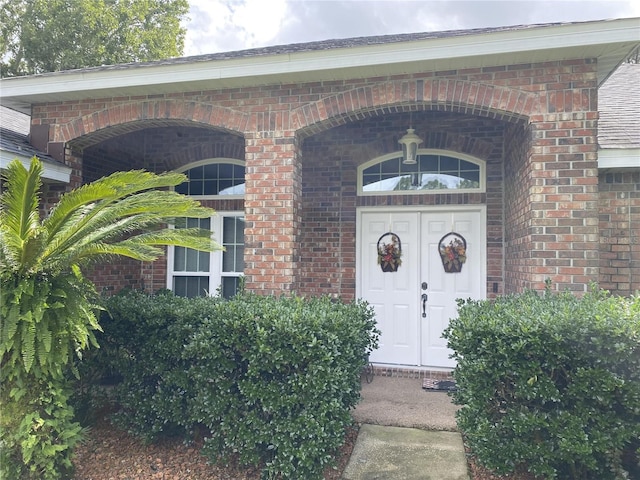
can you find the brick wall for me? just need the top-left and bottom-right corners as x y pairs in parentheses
(299, 112), (506, 299)
(598, 170), (640, 295)
(29, 59), (604, 297)
(504, 123), (533, 292)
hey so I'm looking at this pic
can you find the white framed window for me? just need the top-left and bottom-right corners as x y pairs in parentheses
(168, 158), (245, 298)
(358, 149), (485, 195)
(167, 213), (245, 298)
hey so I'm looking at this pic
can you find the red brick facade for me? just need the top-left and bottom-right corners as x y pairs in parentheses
(29, 59), (638, 298)
(598, 171), (640, 296)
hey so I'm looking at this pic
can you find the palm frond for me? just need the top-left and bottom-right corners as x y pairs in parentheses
(0, 159), (44, 272)
(44, 170), (188, 239)
(117, 228), (222, 251)
(41, 191), (213, 270)
(45, 228), (220, 271)
(2, 158), (218, 276)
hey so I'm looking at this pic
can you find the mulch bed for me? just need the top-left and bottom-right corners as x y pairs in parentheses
(72, 414), (357, 480)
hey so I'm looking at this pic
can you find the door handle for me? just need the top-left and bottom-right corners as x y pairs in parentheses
(421, 293), (428, 318)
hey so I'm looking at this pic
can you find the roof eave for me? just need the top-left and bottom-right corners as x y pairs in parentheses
(1, 17), (638, 114)
(0, 152), (72, 183)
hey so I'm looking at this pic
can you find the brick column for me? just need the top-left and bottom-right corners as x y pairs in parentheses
(526, 111), (600, 292)
(243, 131), (302, 295)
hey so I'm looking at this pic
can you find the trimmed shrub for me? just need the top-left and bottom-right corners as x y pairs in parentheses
(95, 290), (378, 479)
(443, 287), (640, 479)
(96, 290), (220, 442)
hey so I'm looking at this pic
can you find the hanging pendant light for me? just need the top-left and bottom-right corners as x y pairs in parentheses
(398, 115), (422, 165)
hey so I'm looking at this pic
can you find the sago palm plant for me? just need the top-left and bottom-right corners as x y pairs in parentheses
(0, 157), (220, 479)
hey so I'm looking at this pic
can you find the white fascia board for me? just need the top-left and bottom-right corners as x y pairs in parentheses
(1, 18), (638, 102)
(0, 151), (72, 183)
(598, 148), (640, 169)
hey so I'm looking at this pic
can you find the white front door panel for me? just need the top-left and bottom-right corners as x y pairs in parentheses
(358, 207), (485, 368)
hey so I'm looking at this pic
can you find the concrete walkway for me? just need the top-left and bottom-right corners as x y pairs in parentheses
(344, 376), (470, 480)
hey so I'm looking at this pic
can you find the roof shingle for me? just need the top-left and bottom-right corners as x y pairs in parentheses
(598, 63), (640, 149)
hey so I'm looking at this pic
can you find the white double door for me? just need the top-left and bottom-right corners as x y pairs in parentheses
(357, 207), (486, 368)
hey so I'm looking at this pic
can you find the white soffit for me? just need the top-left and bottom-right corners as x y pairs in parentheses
(598, 148), (640, 169)
(1, 18), (639, 114)
(0, 153), (72, 183)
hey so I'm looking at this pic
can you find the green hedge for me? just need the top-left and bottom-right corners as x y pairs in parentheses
(95, 290), (378, 479)
(443, 287), (640, 479)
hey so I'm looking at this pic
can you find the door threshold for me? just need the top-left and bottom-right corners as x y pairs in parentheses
(369, 363), (454, 380)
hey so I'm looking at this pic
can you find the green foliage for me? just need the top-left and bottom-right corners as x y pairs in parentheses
(0, 271), (98, 478)
(97, 290), (379, 479)
(1, 376), (85, 480)
(443, 287), (640, 479)
(0, 0), (189, 77)
(1, 273), (101, 382)
(0, 157), (218, 478)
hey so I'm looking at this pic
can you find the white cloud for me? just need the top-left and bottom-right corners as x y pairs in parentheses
(185, 0), (289, 55)
(183, 0), (640, 56)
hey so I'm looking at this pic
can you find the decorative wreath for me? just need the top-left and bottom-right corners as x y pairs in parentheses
(438, 232), (467, 273)
(377, 232), (402, 272)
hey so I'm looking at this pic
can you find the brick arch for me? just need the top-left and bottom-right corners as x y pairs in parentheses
(292, 78), (539, 137)
(54, 99), (250, 143)
(352, 130), (495, 166)
(161, 140), (246, 171)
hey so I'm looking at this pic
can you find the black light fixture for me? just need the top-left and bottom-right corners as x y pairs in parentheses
(398, 114), (423, 164)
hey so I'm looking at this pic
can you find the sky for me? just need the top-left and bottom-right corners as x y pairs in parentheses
(183, 0), (640, 57)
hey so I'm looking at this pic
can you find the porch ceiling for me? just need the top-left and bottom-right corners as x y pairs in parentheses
(1, 18), (638, 114)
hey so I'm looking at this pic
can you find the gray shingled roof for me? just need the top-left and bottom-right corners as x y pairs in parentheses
(0, 106), (62, 165)
(598, 63), (640, 149)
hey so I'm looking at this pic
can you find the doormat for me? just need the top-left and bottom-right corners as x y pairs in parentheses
(422, 378), (457, 392)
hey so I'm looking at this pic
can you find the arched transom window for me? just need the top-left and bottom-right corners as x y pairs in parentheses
(359, 150), (485, 195)
(174, 158), (245, 197)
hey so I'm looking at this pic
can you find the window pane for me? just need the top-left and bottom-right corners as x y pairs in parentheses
(222, 217), (244, 272)
(222, 246), (236, 272)
(460, 160), (476, 171)
(439, 156), (458, 172)
(236, 246), (245, 271)
(381, 158), (400, 174)
(190, 166), (204, 179)
(233, 165), (245, 178)
(221, 277), (240, 299)
(203, 181), (217, 195)
(224, 217), (244, 242)
(223, 217), (233, 243)
(203, 163), (218, 179)
(198, 251), (210, 272)
(190, 180), (204, 195)
(218, 163), (233, 178)
(173, 276), (209, 298)
(235, 218), (245, 241)
(419, 155), (438, 172)
(185, 249), (199, 271)
(174, 246), (186, 271)
(218, 179), (233, 194)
